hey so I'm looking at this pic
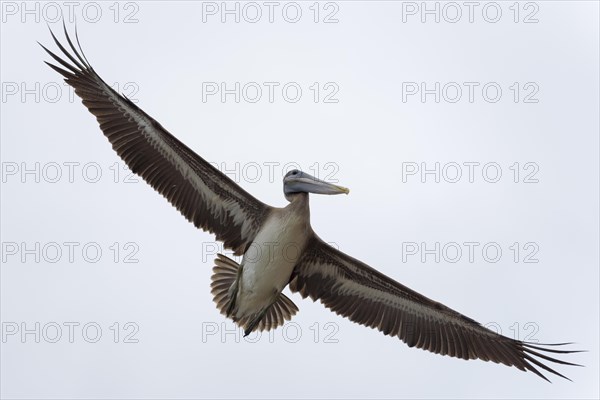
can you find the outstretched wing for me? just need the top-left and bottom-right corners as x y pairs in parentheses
(289, 235), (581, 381)
(40, 26), (271, 254)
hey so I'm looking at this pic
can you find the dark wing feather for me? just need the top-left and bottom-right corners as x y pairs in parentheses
(289, 235), (582, 381)
(41, 26), (271, 254)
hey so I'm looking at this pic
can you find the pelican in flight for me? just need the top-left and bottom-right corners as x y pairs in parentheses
(40, 26), (580, 382)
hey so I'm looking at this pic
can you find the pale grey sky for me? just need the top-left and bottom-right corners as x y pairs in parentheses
(1, 1), (598, 399)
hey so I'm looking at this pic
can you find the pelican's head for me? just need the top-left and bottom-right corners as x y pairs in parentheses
(283, 169), (349, 201)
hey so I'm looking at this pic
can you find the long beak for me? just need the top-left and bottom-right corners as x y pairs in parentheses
(289, 176), (350, 195)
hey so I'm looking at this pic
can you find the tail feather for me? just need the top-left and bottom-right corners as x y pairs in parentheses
(210, 254), (239, 316)
(210, 253), (299, 335)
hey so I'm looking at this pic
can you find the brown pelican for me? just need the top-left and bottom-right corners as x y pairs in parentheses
(40, 26), (581, 382)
